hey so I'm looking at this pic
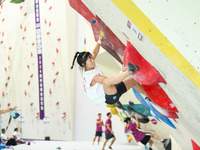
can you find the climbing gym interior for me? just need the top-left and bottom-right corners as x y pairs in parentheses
(0, 0), (200, 150)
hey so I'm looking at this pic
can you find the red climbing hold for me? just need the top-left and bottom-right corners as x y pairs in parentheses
(47, 32), (50, 35)
(142, 84), (178, 112)
(57, 38), (61, 41)
(123, 41), (166, 85)
(30, 74), (33, 78)
(20, 24), (22, 29)
(191, 139), (200, 150)
(2, 91), (4, 96)
(32, 42), (35, 46)
(9, 46), (12, 50)
(5, 82), (8, 87)
(49, 6), (52, 10)
(28, 81), (30, 85)
(56, 48), (59, 53)
(24, 12), (27, 16)
(56, 101), (59, 105)
(55, 71), (59, 75)
(31, 52), (33, 57)
(52, 61), (55, 65)
(24, 90), (27, 95)
(2, 18), (5, 22)
(22, 36), (25, 40)
(2, 32), (4, 36)
(24, 27), (26, 32)
(53, 79), (56, 83)
(20, 6), (23, 9)
(7, 76), (10, 80)
(8, 55), (10, 60)
(0, 40), (3, 44)
(30, 102), (33, 106)
(49, 21), (51, 26)
(7, 103), (10, 106)
(44, 19), (47, 24)
(27, 65), (30, 69)
(49, 88), (52, 94)
(4, 67), (7, 71)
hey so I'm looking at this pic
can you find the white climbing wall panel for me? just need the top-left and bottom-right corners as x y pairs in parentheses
(0, 0), (77, 140)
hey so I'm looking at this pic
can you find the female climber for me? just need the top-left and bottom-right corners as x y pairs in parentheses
(71, 34), (147, 105)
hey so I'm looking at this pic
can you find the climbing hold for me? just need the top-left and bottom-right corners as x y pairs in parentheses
(24, 27), (26, 32)
(24, 12), (27, 16)
(20, 5), (23, 9)
(22, 36), (25, 40)
(53, 78), (56, 83)
(2, 31), (4, 36)
(110, 107), (118, 115)
(20, 24), (22, 29)
(5, 82), (8, 87)
(52, 61), (55, 65)
(9, 46), (12, 50)
(7, 76), (10, 80)
(44, 0), (47, 3)
(44, 19), (47, 24)
(4, 67), (7, 71)
(8, 55), (10, 60)
(57, 37), (61, 41)
(91, 20), (96, 24)
(49, 88), (52, 94)
(30, 102), (33, 106)
(31, 52), (33, 57)
(2, 18), (5, 22)
(36, 112), (40, 118)
(49, 21), (51, 26)
(30, 74), (33, 78)
(123, 41), (166, 85)
(56, 48), (59, 53)
(100, 30), (105, 40)
(55, 71), (59, 75)
(28, 81), (30, 85)
(56, 101), (59, 105)
(47, 32), (50, 35)
(56, 147), (61, 150)
(7, 103), (10, 106)
(32, 42), (35, 46)
(24, 90), (27, 95)
(27, 65), (30, 69)
(49, 6), (52, 10)
(151, 119), (157, 125)
(2, 91), (4, 96)
(0, 40), (3, 44)
(191, 139), (200, 150)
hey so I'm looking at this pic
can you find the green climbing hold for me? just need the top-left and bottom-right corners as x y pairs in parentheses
(9, 0), (24, 4)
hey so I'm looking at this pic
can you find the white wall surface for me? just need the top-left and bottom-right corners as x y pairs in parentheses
(0, 0), (76, 140)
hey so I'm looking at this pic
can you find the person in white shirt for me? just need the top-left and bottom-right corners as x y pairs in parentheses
(1, 128), (17, 146)
(71, 35), (147, 106)
(13, 128), (25, 144)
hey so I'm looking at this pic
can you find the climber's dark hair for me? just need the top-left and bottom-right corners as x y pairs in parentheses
(71, 51), (92, 69)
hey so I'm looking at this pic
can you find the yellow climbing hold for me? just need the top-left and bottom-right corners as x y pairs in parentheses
(100, 30), (105, 40)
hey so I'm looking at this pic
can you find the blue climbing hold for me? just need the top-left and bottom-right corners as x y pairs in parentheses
(91, 20), (96, 24)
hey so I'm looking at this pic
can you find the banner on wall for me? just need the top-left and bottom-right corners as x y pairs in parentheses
(34, 0), (45, 119)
